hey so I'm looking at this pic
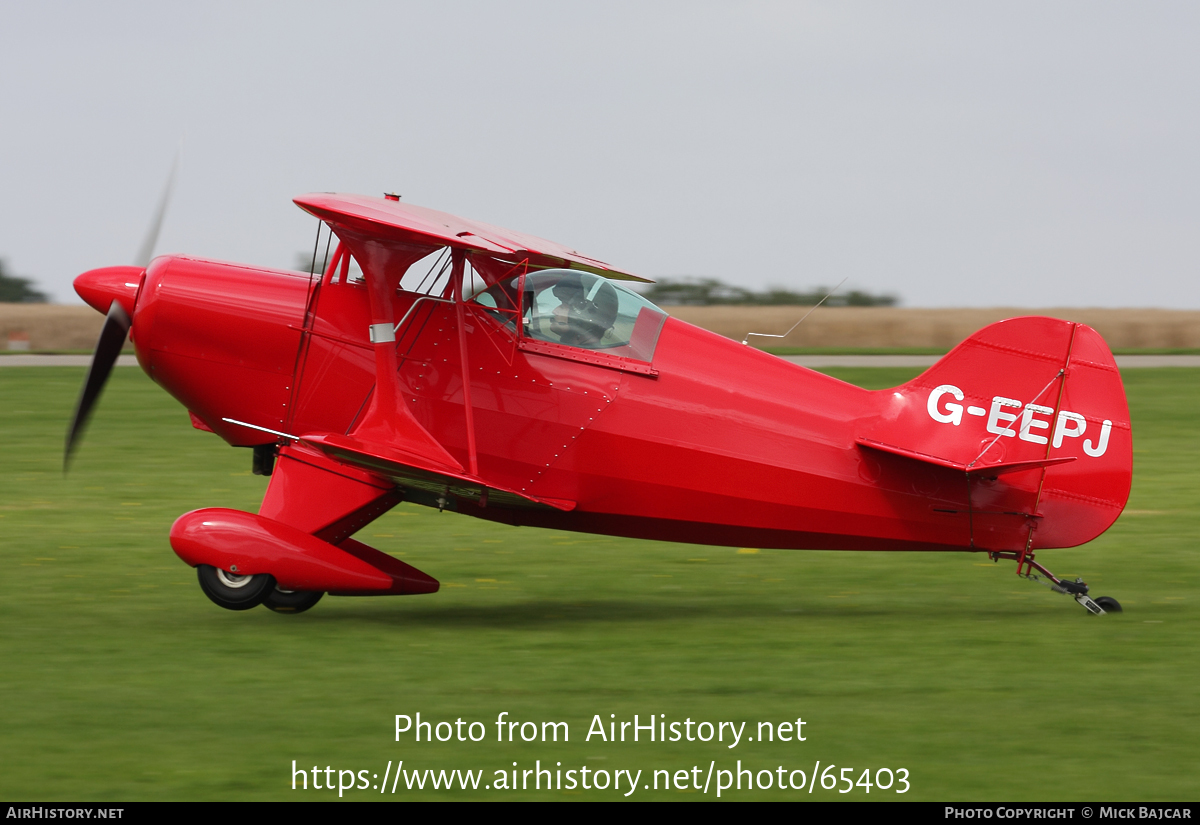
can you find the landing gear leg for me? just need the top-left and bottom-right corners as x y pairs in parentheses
(987, 550), (1120, 615)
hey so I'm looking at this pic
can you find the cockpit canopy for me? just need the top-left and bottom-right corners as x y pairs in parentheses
(471, 269), (668, 362)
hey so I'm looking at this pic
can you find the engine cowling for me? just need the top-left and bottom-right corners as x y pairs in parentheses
(131, 256), (312, 445)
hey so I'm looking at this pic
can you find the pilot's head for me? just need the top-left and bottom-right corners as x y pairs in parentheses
(549, 273), (618, 346)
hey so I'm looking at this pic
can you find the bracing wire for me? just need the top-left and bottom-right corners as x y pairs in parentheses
(320, 224), (333, 276)
(413, 248), (450, 295)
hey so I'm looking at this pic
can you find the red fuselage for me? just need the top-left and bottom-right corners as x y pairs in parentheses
(70, 193), (1133, 615)
(102, 255), (1125, 556)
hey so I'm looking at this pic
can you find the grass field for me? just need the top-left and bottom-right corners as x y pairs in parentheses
(1, 367), (1197, 801)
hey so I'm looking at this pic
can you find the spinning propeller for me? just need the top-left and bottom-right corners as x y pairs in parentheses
(64, 156), (177, 469)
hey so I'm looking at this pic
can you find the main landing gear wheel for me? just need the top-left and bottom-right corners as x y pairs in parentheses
(196, 564), (275, 611)
(262, 587), (324, 614)
(1094, 596), (1122, 613)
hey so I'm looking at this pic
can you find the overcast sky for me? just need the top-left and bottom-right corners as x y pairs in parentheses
(2, 1), (1197, 306)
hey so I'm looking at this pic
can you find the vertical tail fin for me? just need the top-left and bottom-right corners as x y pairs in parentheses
(857, 316), (1131, 550)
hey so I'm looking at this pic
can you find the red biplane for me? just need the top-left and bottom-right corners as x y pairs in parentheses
(67, 193), (1132, 615)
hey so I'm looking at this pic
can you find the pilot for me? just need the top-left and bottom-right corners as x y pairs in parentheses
(548, 273), (619, 348)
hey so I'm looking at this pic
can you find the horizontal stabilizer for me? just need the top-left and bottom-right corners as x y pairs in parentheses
(302, 433), (576, 512)
(856, 438), (1077, 475)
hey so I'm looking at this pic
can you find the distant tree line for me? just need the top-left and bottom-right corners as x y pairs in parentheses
(0, 259), (48, 303)
(636, 277), (897, 307)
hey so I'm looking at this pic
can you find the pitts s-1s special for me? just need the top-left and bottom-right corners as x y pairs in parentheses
(67, 193), (1131, 615)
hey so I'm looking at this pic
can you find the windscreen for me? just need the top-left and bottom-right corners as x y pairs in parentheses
(471, 269), (667, 362)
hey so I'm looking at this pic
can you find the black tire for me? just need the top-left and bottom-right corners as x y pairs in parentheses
(262, 587), (324, 615)
(196, 564), (274, 611)
(1095, 596), (1122, 613)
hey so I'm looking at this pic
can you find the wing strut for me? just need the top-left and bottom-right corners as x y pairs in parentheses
(451, 249), (479, 476)
(350, 241), (463, 473)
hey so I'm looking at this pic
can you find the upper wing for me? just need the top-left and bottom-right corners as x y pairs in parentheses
(293, 193), (650, 282)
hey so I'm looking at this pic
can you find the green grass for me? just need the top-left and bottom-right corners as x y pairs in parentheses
(1, 367), (1197, 801)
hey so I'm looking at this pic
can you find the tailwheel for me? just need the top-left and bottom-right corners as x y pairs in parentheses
(987, 551), (1119, 615)
(262, 587), (324, 614)
(196, 564), (274, 611)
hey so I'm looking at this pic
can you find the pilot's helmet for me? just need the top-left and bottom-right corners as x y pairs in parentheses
(552, 273), (618, 341)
